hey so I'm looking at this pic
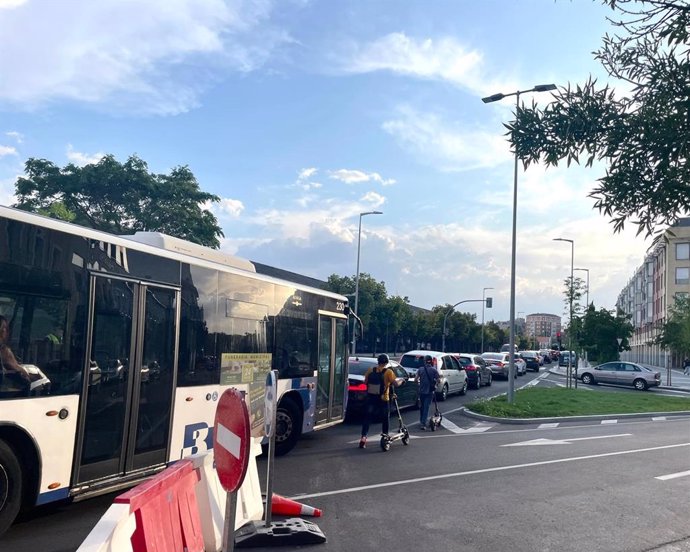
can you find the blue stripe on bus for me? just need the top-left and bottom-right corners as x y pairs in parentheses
(36, 487), (70, 505)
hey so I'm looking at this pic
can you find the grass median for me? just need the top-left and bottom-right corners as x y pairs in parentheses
(465, 387), (690, 418)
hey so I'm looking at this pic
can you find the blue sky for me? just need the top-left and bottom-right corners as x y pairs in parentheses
(0, 0), (652, 323)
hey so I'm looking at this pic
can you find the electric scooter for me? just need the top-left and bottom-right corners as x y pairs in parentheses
(380, 393), (410, 451)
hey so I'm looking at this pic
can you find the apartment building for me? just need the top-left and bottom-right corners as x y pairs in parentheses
(616, 218), (690, 368)
(525, 313), (561, 349)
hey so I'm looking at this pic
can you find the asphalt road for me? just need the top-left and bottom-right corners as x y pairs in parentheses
(3, 368), (690, 552)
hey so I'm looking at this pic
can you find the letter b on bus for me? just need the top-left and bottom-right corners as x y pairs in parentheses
(181, 422), (214, 457)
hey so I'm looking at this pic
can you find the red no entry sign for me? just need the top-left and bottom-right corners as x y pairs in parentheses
(213, 388), (251, 493)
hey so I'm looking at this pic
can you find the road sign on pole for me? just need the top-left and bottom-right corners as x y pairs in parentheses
(214, 388), (251, 552)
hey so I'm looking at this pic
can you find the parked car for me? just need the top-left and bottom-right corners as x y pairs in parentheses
(454, 353), (493, 389)
(481, 352), (517, 379)
(399, 350), (468, 400)
(346, 357), (419, 418)
(520, 351), (541, 372)
(576, 361), (661, 391)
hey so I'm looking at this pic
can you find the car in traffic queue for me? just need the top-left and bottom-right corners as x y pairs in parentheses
(454, 353), (493, 389)
(519, 351), (541, 372)
(559, 351), (577, 367)
(346, 356), (419, 418)
(575, 361), (661, 391)
(399, 350), (468, 400)
(480, 352), (517, 379)
(539, 349), (552, 364)
(513, 353), (527, 376)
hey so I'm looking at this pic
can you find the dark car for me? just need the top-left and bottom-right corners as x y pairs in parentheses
(346, 357), (418, 418)
(520, 351), (541, 372)
(454, 353), (493, 389)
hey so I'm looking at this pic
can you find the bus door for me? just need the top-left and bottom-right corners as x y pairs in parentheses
(75, 275), (180, 484)
(315, 311), (347, 425)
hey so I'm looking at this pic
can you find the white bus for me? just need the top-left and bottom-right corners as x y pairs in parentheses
(0, 205), (349, 534)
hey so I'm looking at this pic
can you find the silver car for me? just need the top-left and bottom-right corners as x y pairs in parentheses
(399, 350), (468, 401)
(577, 361), (661, 391)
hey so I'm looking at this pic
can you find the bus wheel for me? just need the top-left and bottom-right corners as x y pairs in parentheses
(0, 440), (22, 537)
(275, 398), (301, 457)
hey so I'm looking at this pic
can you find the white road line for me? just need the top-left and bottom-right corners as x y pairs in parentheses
(538, 423), (560, 429)
(293, 442), (690, 500)
(601, 419), (618, 424)
(655, 470), (690, 481)
(652, 417), (667, 421)
(440, 418), (493, 434)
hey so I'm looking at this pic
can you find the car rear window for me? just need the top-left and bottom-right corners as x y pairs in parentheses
(400, 355), (425, 368)
(482, 353), (502, 360)
(456, 356), (472, 366)
(348, 361), (374, 375)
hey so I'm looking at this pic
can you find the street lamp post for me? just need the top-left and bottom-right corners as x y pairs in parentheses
(554, 238), (575, 389)
(483, 83), (556, 403)
(481, 287), (494, 353)
(443, 299), (486, 352)
(353, 210), (383, 354)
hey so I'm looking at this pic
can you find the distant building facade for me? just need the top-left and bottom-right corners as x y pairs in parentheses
(525, 313), (561, 349)
(616, 218), (690, 368)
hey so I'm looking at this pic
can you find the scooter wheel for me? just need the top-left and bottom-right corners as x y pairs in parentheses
(380, 436), (390, 451)
(402, 432), (410, 445)
(430, 422), (436, 432)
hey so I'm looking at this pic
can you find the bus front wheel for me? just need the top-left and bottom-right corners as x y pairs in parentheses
(0, 439), (22, 537)
(275, 397), (302, 457)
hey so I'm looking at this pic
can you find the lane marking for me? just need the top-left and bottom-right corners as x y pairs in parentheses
(502, 433), (632, 447)
(538, 423), (560, 429)
(440, 417), (492, 433)
(655, 470), (690, 481)
(293, 442), (690, 500)
(651, 417), (667, 421)
(601, 419), (618, 425)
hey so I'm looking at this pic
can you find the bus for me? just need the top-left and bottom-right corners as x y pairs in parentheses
(0, 205), (349, 534)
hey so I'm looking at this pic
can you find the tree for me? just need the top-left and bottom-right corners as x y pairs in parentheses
(509, 0), (690, 236)
(579, 306), (634, 363)
(655, 295), (690, 358)
(14, 155), (224, 247)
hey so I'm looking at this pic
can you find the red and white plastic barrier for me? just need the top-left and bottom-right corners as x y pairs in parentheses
(77, 440), (264, 552)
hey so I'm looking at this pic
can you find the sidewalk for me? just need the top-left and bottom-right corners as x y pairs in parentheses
(547, 361), (690, 392)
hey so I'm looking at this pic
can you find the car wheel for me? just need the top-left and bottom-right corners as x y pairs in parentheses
(460, 380), (467, 396)
(473, 375), (481, 390)
(438, 384), (449, 401)
(275, 397), (302, 456)
(633, 378), (648, 391)
(486, 373), (492, 387)
(581, 373), (594, 385)
(0, 440), (22, 537)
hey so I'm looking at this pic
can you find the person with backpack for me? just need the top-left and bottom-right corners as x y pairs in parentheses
(359, 353), (400, 448)
(416, 354), (440, 430)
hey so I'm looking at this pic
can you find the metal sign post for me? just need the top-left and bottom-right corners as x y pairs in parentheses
(264, 370), (278, 527)
(213, 388), (251, 552)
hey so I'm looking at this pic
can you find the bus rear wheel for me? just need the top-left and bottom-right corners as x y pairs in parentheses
(275, 397), (302, 457)
(0, 440), (22, 537)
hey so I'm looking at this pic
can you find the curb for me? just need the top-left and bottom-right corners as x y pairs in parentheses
(460, 406), (690, 425)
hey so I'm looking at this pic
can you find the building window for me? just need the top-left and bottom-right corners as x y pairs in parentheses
(675, 267), (690, 285)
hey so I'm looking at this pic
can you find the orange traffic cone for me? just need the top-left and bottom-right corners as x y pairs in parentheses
(271, 493), (323, 517)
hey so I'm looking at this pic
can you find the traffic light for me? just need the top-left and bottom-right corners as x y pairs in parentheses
(486, 297), (492, 308)
(556, 331), (562, 347)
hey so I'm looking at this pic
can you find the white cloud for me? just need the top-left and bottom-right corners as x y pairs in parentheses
(298, 167), (317, 180)
(5, 131), (22, 143)
(66, 144), (105, 166)
(343, 33), (484, 92)
(217, 198), (244, 217)
(0, 0), (27, 9)
(382, 105), (511, 171)
(361, 191), (385, 208)
(0, 0), (290, 115)
(329, 169), (396, 186)
(0, 145), (17, 157)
